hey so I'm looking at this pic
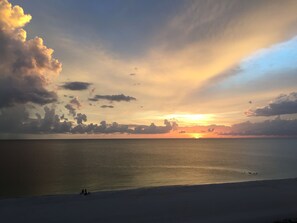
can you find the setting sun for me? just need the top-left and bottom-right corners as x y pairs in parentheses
(190, 133), (202, 139)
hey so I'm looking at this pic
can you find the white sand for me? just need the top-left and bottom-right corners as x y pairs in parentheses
(1, 179), (297, 223)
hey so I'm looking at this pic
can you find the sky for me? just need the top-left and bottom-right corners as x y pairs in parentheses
(1, 0), (297, 138)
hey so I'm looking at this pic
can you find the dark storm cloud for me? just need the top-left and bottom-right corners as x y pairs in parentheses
(247, 92), (297, 116)
(0, 1), (62, 108)
(61, 82), (92, 91)
(101, 105), (114, 109)
(226, 117), (297, 136)
(89, 94), (136, 102)
(34, 106), (72, 133)
(0, 106), (72, 133)
(28, 106), (72, 133)
(0, 105), (30, 132)
(0, 76), (58, 107)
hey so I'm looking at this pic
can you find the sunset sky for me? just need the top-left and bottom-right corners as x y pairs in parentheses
(1, 0), (297, 138)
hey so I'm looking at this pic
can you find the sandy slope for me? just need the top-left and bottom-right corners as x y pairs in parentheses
(1, 179), (297, 223)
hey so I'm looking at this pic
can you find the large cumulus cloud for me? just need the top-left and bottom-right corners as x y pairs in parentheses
(0, 0), (62, 108)
(247, 92), (297, 117)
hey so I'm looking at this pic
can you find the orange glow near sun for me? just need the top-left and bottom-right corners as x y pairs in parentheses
(190, 133), (202, 139)
(163, 114), (214, 126)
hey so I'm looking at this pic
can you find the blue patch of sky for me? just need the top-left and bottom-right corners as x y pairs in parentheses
(220, 35), (297, 88)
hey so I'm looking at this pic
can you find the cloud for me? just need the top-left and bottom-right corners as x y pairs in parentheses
(31, 0), (297, 122)
(0, 106), (72, 133)
(65, 104), (76, 117)
(89, 87), (96, 97)
(152, 0), (297, 110)
(227, 117), (297, 136)
(64, 97), (82, 117)
(0, 0), (31, 30)
(247, 92), (297, 116)
(75, 113), (87, 125)
(70, 97), (81, 109)
(1, 104), (295, 136)
(0, 106), (177, 135)
(89, 121), (130, 134)
(34, 106), (72, 133)
(0, 105), (29, 132)
(70, 119), (177, 135)
(177, 124), (230, 135)
(74, 119), (177, 134)
(89, 94), (136, 102)
(133, 119), (178, 134)
(101, 105), (114, 109)
(61, 81), (91, 91)
(0, 0), (62, 108)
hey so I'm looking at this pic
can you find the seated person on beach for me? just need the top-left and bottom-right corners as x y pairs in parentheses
(80, 188), (91, 195)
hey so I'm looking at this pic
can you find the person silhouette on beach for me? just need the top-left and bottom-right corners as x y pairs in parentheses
(80, 188), (91, 195)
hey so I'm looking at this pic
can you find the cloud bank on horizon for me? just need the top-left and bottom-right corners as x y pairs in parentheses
(247, 92), (297, 117)
(1, 0), (297, 138)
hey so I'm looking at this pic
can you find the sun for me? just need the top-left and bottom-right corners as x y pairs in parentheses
(190, 133), (202, 139)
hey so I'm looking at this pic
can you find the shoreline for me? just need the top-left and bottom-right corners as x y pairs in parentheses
(0, 177), (294, 200)
(1, 178), (297, 222)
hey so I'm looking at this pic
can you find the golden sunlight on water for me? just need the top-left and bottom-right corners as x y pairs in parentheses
(1, 139), (297, 197)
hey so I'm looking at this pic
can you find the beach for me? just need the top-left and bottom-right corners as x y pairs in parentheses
(1, 178), (297, 223)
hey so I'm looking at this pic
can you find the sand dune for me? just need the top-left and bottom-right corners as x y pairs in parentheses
(1, 179), (297, 223)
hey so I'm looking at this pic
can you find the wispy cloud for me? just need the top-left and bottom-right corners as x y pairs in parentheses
(89, 94), (136, 102)
(101, 105), (114, 109)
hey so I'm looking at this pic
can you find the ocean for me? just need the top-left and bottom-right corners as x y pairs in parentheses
(1, 138), (297, 198)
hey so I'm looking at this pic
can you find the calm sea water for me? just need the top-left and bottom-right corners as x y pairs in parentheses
(1, 138), (297, 198)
